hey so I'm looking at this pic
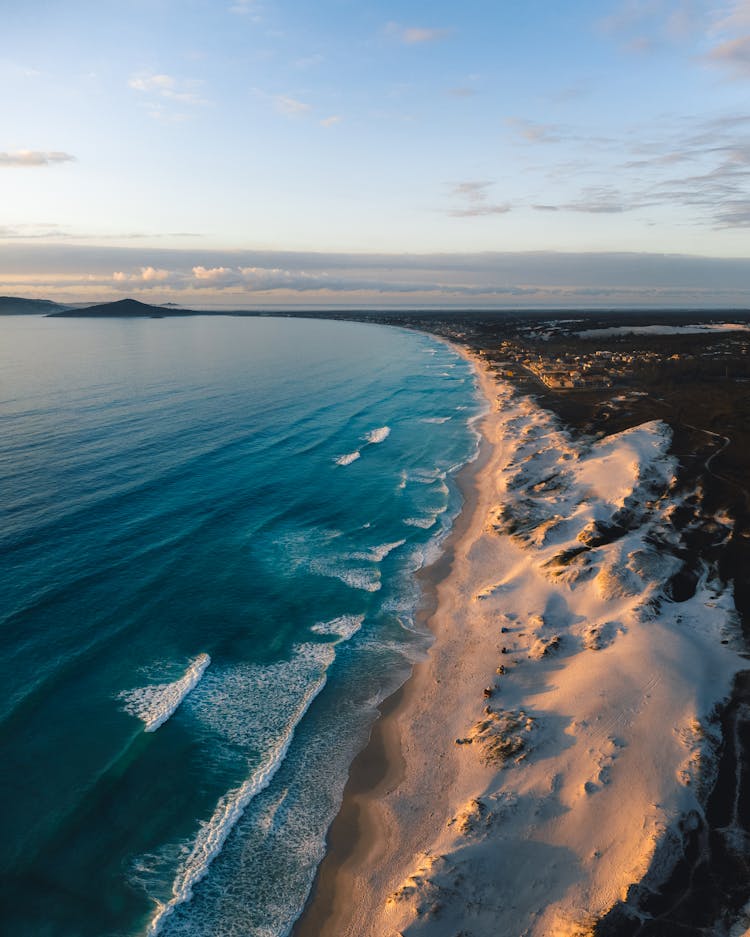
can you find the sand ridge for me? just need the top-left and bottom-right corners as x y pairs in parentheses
(297, 353), (745, 937)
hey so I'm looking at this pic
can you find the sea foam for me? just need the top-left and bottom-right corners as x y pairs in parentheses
(352, 540), (406, 562)
(119, 653), (210, 733)
(311, 614), (365, 641)
(335, 451), (360, 466)
(403, 515), (439, 530)
(146, 643), (335, 936)
(310, 557), (382, 592)
(365, 426), (390, 444)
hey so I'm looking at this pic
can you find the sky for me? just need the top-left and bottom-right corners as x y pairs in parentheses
(2, 0), (750, 308)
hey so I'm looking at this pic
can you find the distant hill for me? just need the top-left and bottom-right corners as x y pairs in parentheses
(50, 298), (193, 318)
(0, 296), (70, 315)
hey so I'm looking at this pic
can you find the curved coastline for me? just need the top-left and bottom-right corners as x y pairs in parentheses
(292, 344), (746, 937)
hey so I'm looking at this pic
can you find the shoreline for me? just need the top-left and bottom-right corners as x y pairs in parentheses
(294, 347), (745, 937)
(293, 344), (495, 937)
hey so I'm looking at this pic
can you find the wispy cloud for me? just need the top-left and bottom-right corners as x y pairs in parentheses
(128, 73), (175, 93)
(0, 224), (203, 241)
(274, 94), (311, 117)
(385, 22), (452, 44)
(710, 0), (750, 36)
(506, 117), (562, 144)
(705, 35), (750, 77)
(562, 189), (627, 213)
(320, 115), (341, 127)
(448, 181), (511, 217)
(597, 0), (706, 53)
(128, 72), (209, 115)
(0, 223), (70, 238)
(0, 150), (75, 167)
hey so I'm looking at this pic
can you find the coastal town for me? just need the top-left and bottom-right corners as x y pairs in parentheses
(483, 334), (750, 391)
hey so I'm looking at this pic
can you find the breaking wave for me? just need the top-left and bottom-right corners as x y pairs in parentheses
(335, 451), (360, 466)
(365, 426), (390, 444)
(119, 654), (210, 733)
(311, 614), (365, 642)
(146, 644), (334, 935)
(352, 540), (406, 562)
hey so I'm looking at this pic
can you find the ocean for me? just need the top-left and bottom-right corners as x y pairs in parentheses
(0, 314), (482, 937)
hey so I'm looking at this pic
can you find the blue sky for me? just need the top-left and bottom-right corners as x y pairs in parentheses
(2, 0), (750, 307)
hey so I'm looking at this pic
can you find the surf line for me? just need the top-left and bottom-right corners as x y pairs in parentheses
(145, 670), (329, 936)
(119, 653), (211, 733)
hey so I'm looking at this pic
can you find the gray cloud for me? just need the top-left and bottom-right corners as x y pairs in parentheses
(515, 109), (750, 228)
(448, 181), (512, 218)
(449, 204), (512, 217)
(0, 150), (75, 167)
(3, 245), (750, 308)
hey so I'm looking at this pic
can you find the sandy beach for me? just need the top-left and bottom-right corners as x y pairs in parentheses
(294, 350), (746, 937)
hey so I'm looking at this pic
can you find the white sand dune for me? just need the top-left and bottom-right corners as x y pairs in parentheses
(322, 354), (744, 937)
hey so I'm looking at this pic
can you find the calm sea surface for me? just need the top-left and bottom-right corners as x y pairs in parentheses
(0, 315), (481, 936)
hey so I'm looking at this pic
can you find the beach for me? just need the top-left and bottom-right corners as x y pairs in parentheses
(294, 349), (746, 937)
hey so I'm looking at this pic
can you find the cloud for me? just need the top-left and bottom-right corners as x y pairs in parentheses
(5, 246), (750, 307)
(386, 22), (451, 44)
(128, 73), (175, 92)
(710, 0), (750, 36)
(193, 266), (242, 289)
(320, 115), (341, 127)
(705, 35), (750, 77)
(112, 266), (171, 284)
(713, 198), (750, 226)
(448, 181), (512, 217)
(448, 87), (476, 97)
(449, 204), (512, 217)
(140, 266), (170, 281)
(0, 223), (71, 238)
(506, 118), (562, 144)
(452, 181), (494, 200)
(128, 73), (209, 112)
(597, 0), (706, 52)
(0, 150), (75, 167)
(274, 95), (311, 116)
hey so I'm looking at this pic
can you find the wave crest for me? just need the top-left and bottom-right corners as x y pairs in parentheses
(119, 653), (210, 733)
(365, 426), (390, 445)
(335, 451), (360, 466)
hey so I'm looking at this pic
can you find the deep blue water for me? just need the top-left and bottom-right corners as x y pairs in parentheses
(0, 315), (481, 937)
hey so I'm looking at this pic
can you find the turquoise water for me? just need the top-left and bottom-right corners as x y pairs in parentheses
(0, 315), (481, 937)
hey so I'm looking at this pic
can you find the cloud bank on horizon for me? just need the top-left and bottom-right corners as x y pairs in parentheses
(1, 0), (750, 306)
